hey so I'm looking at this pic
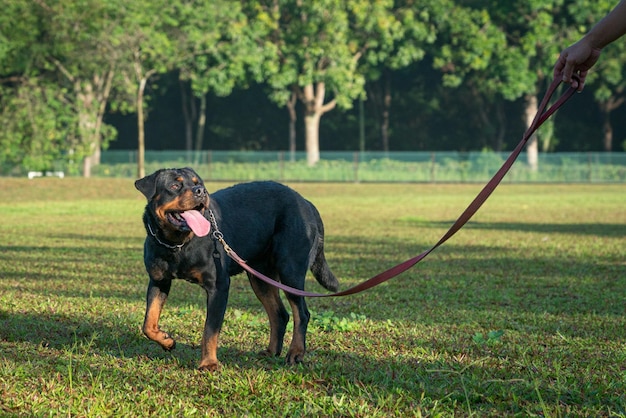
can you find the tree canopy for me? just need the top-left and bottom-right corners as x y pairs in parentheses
(1, 0), (625, 176)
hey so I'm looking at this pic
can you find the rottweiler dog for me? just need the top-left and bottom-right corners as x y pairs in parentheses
(135, 168), (339, 371)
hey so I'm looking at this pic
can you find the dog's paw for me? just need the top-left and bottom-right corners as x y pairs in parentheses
(144, 328), (177, 352)
(160, 338), (176, 351)
(197, 360), (221, 372)
(258, 349), (280, 358)
(285, 349), (305, 365)
(157, 333), (176, 351)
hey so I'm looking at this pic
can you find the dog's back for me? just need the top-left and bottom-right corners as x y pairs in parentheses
(211, 181), (338, 291)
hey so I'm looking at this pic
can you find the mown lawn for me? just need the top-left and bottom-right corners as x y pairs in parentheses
(0, 178), (625, 417)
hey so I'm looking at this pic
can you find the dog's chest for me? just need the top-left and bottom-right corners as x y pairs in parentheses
(148, 248), (216, 286)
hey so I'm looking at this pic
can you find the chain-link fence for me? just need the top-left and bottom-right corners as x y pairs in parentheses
(10, 150), (626, 183)
(97, 150), (626, 183)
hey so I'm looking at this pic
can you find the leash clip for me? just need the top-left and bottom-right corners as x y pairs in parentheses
(209, 210), (246, 263)
(212, 230), (231, 254)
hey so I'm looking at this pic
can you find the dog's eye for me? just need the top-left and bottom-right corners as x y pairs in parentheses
(169, 183), (181, 191)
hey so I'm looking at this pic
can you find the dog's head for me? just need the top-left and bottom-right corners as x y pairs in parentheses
(135, 167), (211, 239)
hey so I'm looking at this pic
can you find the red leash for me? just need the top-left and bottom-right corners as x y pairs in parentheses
(217, 76), (578, 298)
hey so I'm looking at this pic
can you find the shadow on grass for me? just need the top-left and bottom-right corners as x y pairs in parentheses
(2, 226), (624, 321)
(46, 232), (146, 244)
(0, 242), (146, 300)
(321, 232), (626, 344)
(0, 309), (145, 356)
(2, 227), (624, 366)
(1, 306), (624, 415)
(399, 219), (626, 237)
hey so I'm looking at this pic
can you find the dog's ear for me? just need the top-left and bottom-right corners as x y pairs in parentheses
(135, 170), (161, 199)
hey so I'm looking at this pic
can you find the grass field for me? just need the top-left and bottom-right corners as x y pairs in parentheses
(1, 178), (625, 417)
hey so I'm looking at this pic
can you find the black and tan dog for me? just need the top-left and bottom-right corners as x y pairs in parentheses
(135, 168), (338, 371)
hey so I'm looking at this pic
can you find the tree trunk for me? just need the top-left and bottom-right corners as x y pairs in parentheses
(137, 76), (147, 179)
(287, 89), (297, 161)
(301, 82), (335, 167)
(304, 113), (320, 166)
(359, 98), (365, 152)
(602, 111), (613, 151)
(180, 79), (196, 152)
(77, 81), (96, 178)
(91, 71), (113, 165)
(82, 156), (92, 178)
(524, 93), (539, 171)
(51, 59), (113, 177)
(79, 71), (114, 177)
(195, 93), (207, 152)
(493, 103), (506, 152)
(133, 57), (157, 179)
(381, 73), (391, 152)
(598, 96), (624, 151)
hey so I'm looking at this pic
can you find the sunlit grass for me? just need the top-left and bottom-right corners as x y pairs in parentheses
(1, 178), (625, 416)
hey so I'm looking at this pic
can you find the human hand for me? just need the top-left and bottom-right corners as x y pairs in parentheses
(554, 39), (602, 91)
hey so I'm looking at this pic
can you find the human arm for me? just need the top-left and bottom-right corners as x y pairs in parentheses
(554, 0), (626, 91)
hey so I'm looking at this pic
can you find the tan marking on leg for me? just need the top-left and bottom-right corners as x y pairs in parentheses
(198, 332), (220, 372)
(285, 299), (306, 364)
(143, 296), (175, 351)
(265, 295), (285, 355)
(248, 276), (287, 356)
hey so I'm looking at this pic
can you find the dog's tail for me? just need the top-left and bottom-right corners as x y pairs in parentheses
(310, 236), (339, 292)
(308, 204), (339, 292)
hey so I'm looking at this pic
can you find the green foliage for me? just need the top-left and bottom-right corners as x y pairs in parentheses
(0, 81), (77, 171)
(177, 1), (265, 97)
(433, 5), (507, 89)
(432, 0), (571, 100)
(0, 0), (128, 171)
(2, 0), (626, 171)
(0, 1), (40, 75)
(312, 311), (367, 332)
(473, 330), (504, 346)
(255, 0), (433, 109)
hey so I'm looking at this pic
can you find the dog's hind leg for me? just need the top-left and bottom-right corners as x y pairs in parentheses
(284, 292), (310, 365)
(271, 231), (312, 364)
(247, 271), (289, 357)
(143, 278), (176, 351)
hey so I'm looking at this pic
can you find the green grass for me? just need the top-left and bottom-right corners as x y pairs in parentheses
(1, 178), (625, 416)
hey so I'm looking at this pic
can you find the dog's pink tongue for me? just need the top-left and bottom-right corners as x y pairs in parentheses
(180, 210), (211, 237)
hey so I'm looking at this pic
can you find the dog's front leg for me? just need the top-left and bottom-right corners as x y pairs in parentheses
(198, 277), (230, 372)
(142, 278), (176, 351)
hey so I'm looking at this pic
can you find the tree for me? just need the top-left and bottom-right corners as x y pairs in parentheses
(433, 0), (572, 168)
(568, 0), (626, 151)
(36, 0), (124, 177)
(0, 2), (45, 173)
(0, 80), (77, 173)
(177, 0), (274, 154)
(1, 0), (119, 175)
(249, 0), (433, 166)
(112, 0), (184, 178)
(361, 1), (438, 152)
(430, 2), (515, 151)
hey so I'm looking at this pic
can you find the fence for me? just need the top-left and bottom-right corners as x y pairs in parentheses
(86, 150), (626, 183)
